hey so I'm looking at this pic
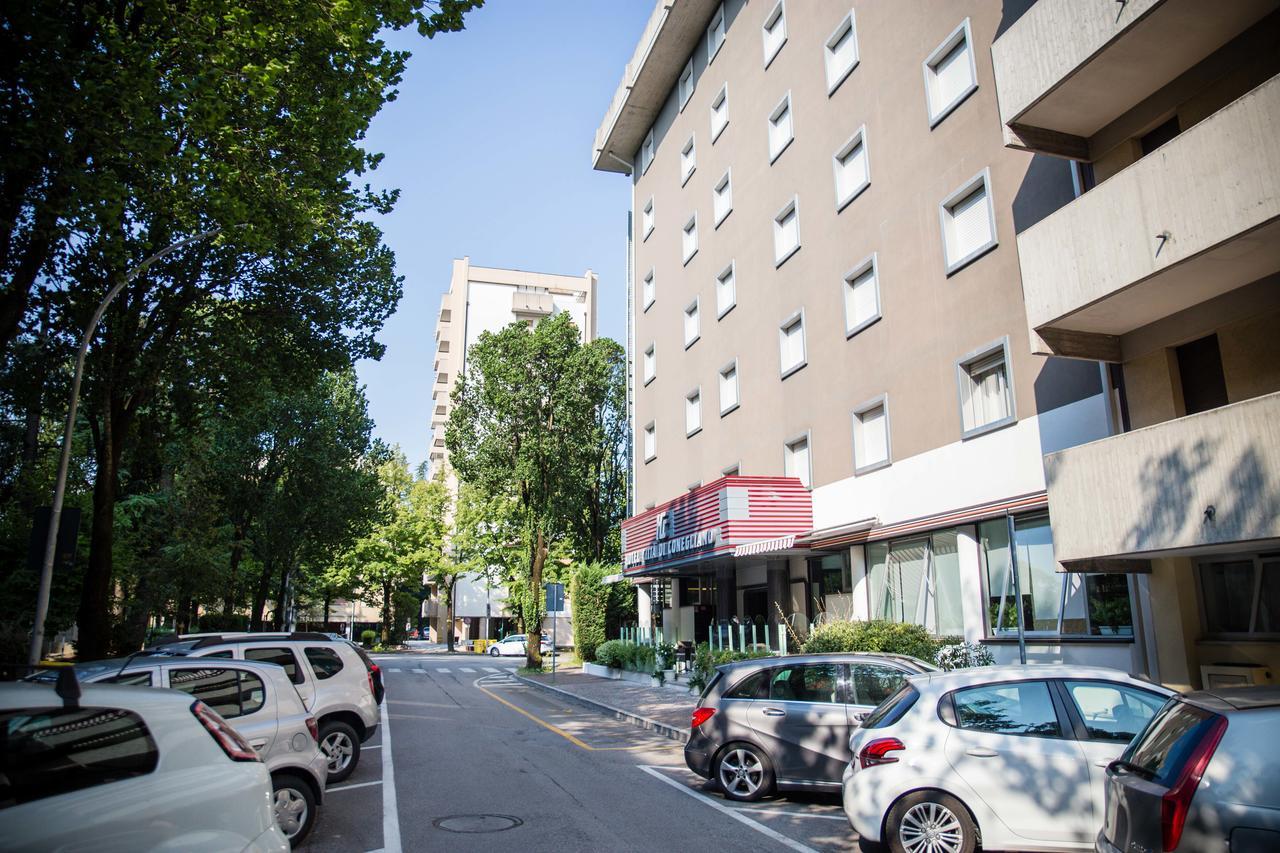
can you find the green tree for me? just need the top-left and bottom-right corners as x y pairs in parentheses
(402, 472), (451, 647)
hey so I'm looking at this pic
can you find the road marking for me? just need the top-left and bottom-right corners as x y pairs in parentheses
(328, 780), (383, 792)
(363, 744), (383, 750)
(437, 667), (451, 673)
(636, 766), (820, 853)
(460, 667), (476, 673)
(387, 668), (402, 673)
(483, 667), (499, 672)
(381, 697), (401, 853)
(740, 807), (848, 821)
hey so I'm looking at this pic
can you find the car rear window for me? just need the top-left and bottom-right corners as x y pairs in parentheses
(243, 647), (304, 684)
(305, 647), (345, 680)
(862, 684), (919, 729)
(698, 671), (724, 704)
(0, 707), (159, 808)
(1122, 700), (1219, 787)
(169, 668), (265, 718)
(726, 670), (769, 700)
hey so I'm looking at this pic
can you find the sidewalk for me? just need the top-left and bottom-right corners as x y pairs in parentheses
(517, 667), (698, 743)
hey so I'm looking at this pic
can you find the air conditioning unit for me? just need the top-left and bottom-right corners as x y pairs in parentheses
(1200, 663), (1274, 689)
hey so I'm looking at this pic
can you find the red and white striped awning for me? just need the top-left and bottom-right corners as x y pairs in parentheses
(733, 534), (798, 558)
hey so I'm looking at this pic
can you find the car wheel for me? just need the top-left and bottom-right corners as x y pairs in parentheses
(490, 646), (501, 656)
(714, 742), (774, 802)
(884, 790), (976, 853)
(319, 719), (361, 783)
(272, 773), (317, 845)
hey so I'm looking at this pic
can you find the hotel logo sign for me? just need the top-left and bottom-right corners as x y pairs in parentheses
(624, 525), (720, 569)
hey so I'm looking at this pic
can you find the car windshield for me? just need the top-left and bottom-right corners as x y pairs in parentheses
(1121, 700), (1219, 786)
(862, 684), (919, 729)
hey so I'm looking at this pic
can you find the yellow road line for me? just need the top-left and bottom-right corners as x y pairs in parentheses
(475, 681), (675, 752)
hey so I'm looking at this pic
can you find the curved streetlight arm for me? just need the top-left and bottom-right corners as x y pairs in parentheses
(27, 227), (223, 667)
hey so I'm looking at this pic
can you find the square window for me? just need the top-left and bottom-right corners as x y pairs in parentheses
(643, 422), (657, 461)
(762, 0), (787, 68)
(710, 85), (729, 142)
(643, 343), (656, 385)
(843, 254), (881, 337)
(684, 298), (701, 348)
(784, 433), (811, 488)
(773, 197), (800, 267)
(719, 361), (739, 415)
(643, 269), (655, 310)
(679, 58), (695, 110)
(682, 214), (699, 265)
(833, 127), (870, 210)
(686, 388), (702, 436)
(641, 197), (654, 240)
(824, 11), (859, 93)
(707, 4), (726, 64)
(957, 339), (1015, 438)
(779, 311), (806, 377)
(768, 92), (794, 163)
(681, 134), (697, 185)
(641, 128), (655, 174)
(853, 396), (890, 473)
(924, 19), (977, 128)
(716, 262), (736, 318)
(713, 170), (733, 226)
(940, 169), (997, 274)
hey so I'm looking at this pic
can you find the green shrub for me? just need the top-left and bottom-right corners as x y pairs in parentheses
(656, 641), (676, 670)
(802, 619), (941, 664)
(594, 639), (630, 669)
(571, 562), (614, 663)
(195, 613), (247, 633)
(632, 644), (655, 673)
(688, 642), (774, 693)
(360, 629), (377, 649)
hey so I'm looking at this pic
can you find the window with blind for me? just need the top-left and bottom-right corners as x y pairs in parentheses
(940, 169), (996, 274)
(768, 93), (794, 163)
(719, 361), (739, 415)
(678, 58), (694, 110)
(867, 530), (964, 636)
(762, 1), (787, 67)
(682, 213), (699, 264)
(779, 312), (805, 377)
(643, 269), (655, 310)
(716, 262), (736, 318)
(713, 170), (733, 225)
(680, 134), (696, 185)
(924, 19), (977, 127)
(707, 4), (725, 63)
(853, 397), (890, 473)
(643, 422), (656, 461)
(686, 388), (702, 436)
(957, 339), (1014, 437)
(773, 198), (800, 266)
(784, 434), (811, 487)
(643, 343), (656, 385)
(824, 11), (859, 94)
(684, 299), (700, 348)
(1198, 553), (1280, 637)
(843, 255), (881, 336)
(710, 84), (729, 142)
(834, 127), (869, 210)
(641, 197), (654, 240)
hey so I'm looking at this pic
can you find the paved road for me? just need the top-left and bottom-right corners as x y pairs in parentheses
(297, 652), (857, 853)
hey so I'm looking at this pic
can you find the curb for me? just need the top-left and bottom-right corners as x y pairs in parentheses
(513, 674), (692, 744)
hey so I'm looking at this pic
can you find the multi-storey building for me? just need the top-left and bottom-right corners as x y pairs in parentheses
(427, 258), (598, 643)
(594, 0), (1144, 670)
(991, 0), (1280, 690)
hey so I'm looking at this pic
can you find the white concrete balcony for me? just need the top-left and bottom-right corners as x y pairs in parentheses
(1016, 73), (1280, 360)
(1044, 391), (1280, 567)
(991, 0), (1277, 157)
(511, 289), (554, 317)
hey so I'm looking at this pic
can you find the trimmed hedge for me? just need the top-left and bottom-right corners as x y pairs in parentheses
(570, 562), (611, 663)
(802, 619), (949, 665)
(689, 642), (773, 693)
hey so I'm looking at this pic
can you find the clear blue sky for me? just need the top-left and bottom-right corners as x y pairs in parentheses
(357, 0), (651, 468)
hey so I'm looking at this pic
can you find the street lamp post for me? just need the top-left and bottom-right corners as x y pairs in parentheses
(27, 228), (224, 668)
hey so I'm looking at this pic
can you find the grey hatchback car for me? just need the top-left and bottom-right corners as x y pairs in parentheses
(685, 652), (936, 801)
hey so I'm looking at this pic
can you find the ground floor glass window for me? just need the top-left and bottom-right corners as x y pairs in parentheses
(866, 529), (964, 636)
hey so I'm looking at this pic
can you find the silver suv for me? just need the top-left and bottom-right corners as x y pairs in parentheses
(152, 631), (379, 782)
(685, 652), (936, 801)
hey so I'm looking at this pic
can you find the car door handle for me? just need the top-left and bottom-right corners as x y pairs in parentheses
(965, 748), (998, 758)
(761, 708), (786, 717)
(250, 738), (268, 751)
(1095, 760), (1113, 768)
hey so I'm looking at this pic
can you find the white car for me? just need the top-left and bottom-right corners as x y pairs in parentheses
(842, 665), (1172, 853)
(487, 634), (553, 657)
(0, 680), (289, 852)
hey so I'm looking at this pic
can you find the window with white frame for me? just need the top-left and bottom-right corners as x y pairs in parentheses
(707, 4), (725, 63)
(678, 58), (695, 111)
(833, 126), (869, 210)
(643, 343), (656, 385)
(852, 396), (890, 473)
(719, 361), (739, 415)
(710, 85), (729, 142)
(641, 197), (654, 240)
(956, 339), (1014, 437)
(641, 128), (655, 174)
(773, 197), (800, 266)
(643, 421), (657, 461)
(685, 388), (702, 436)
(682, 214), (699, 264)
(940, 169), (996, 274)
(843, 254), (880, 336)
(680, 134), (697, 185)
(642, 269), (655, 310)
(924, 19), (977, 127)
(713, 170), (733, 225)
(684, 298), (701, 348)
(778, 310), (805, 377)
(762, 1), (787, 67)
(824, 11), (859, 93)
(784, 433), (811, 488)
(716, 262), (736, 318)
(767, 92), (794, 162)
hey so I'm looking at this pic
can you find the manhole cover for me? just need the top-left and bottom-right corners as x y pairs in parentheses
(433, 814), (523, 834)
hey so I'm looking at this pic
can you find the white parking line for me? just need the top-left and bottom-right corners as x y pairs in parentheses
(483, 667), (499, 672)
(740, 807), (847, 821)
(381, 699), (401, 853)
(328, 780), (383, 792)
(387, 668), (402, 673)
(363, 744), (383, 751)
(460, 667), (476, 673)
(637, 766), (819, 853)
(437, 667), (451, 673)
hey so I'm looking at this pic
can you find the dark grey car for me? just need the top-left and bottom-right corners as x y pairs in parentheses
(684, 652), (936, 801)
(1098, 685), (1280, 853)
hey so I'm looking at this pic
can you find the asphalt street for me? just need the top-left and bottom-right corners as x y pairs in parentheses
(296, 651), (857, 853)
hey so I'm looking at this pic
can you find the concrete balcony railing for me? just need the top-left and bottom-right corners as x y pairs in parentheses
(991, 0), (1277, 157)
(1016, 73), (1280, 360)
(1044, 391), (1280, 567)
(511, 289), (554, 317)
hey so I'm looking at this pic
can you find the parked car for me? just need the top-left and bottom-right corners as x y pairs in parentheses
(0, 680), (289, 852)
(843, 665), (1173, 853)
(321, 632), (385, 705)
(488, 634), (554, 657)
(685, 652), (937, 801)
(150, 631), (378, 782)
(1097, 685), (1280, 853)
(42, 657), (327, 845)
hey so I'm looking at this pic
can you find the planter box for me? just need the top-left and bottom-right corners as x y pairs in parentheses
(584, 662), (685, 690)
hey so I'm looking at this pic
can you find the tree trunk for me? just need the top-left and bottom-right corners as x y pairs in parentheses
(250, 558), (273, 631)
(273, 561), (292, 631)
(444, 582), (455, 654)
(78, 403), (128, 659)
(527, 528), (546, 669)
(380, 582), (392, 643)
(322, 588), (332, 631)
(222, 527), (245, 616)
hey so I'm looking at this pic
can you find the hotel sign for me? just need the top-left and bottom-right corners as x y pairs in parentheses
(623, 528), (720, 569)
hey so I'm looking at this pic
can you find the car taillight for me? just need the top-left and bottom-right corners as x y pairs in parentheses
(1161, 715), (1227, 852)
(191, 699), (259, 762)
(859, 737), (905, 769)
(691, 707), (716, 728)
(305, 716), (319, 743)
